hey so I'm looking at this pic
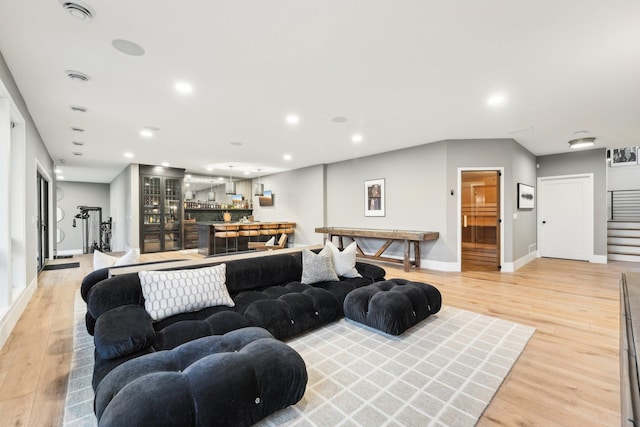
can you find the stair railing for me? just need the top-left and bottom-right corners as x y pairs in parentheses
(609, 190), (640, 220)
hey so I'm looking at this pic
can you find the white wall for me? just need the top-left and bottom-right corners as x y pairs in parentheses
(110, 166), (131, 252)
(608, 160), (640, 191)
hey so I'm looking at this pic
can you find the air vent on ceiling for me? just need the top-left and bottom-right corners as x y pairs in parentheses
(72, 141), (85, 146)
(72, 152), (83, 156)
(70, 105), (88, 112)
(60, 1), (94, 20)
(65, 70), (90, 82)
(71, 127), (84, 132)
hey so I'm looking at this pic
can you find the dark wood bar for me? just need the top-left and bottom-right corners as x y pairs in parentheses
(315, 226), (439, 271)
(198, 221), (295, 256)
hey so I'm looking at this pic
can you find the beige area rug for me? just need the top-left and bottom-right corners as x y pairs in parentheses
(64, 290), (535, 427)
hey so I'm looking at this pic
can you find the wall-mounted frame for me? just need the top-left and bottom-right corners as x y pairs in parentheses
(517, 183), (535, 209)
(259, 190), (274, 206)
(364, 178), (385, 217)
(611, 146), (638, 166)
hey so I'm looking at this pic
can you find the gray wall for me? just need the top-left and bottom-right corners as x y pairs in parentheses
(536, 148), (607, 256)
(0, 51), (54, 283)
(251, 165), (325, 246)
(57, 182), (110, 253)
(110, 166), (131, 252)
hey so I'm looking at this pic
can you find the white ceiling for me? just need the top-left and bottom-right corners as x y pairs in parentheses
(1, 1), (639, 183)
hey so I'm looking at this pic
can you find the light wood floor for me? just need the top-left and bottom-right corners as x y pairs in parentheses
(0, 253), (638, 426)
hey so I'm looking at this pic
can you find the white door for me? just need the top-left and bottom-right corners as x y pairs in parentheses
(538, 174), (593, 261)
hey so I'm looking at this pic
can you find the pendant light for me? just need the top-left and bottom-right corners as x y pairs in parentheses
(225, 166), (236, 195)
(254, 168), (264, 196)
(207, 179), (215, 201)
(184, 179), (194, 200)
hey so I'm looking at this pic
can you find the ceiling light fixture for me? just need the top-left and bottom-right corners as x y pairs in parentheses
(174, 81), (193, 94)
(161, 162), (170, 167)
(351, 134), (363, 143)
(124, 152), (134, 158)
(65, 70), (90, 82)
(286, 114), (300, 125)
(55, 168), (62, 174)
(487, 94), (506, 106)
(283, 154), (292, 161)
(568, 137), (596, 149)
(208, 179), (216, 201)
(60, 1), (94, 20)
(254, 168), (264, 196)
(225, 166), (236, 195)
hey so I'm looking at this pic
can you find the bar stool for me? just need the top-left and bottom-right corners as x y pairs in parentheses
(214, 224), (239, 253)
(259, 223), (279, 243)
(277, 222), (294, 245)
(238, 224), (260, 251)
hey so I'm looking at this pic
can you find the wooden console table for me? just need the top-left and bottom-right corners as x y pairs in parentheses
(315, 227), (439, 272)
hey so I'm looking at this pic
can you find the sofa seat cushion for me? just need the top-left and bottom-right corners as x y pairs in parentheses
(95, 327), (307, 427)
(94, 305), (155, 360)
(240, 283), (340, 339)
(343, 279), (442, 335)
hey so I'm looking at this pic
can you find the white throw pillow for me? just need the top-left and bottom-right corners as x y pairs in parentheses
(265, 236), (276, 246)
(93, 248), (139, 271)
(139, 264), (235, 321)
(93, 250), (118, 270)
(301, 248), (339, 285)
(325, 241), (362, 278)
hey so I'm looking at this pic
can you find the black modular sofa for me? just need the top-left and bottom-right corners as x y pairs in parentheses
(84, 252), (386, 390)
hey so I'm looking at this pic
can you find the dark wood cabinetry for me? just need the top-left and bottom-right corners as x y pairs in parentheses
(140, 165), (185, 253)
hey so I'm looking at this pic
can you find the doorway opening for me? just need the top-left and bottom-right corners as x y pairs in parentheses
(461, 170), (501, 271)
(37, 171), (49, 271)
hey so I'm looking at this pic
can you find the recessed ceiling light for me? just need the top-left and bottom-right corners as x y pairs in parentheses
(161, 162), (170, 167)
(206, 167), (214, 172)
(487, 93), (506, 106)
(111, 39), (145, 57)
(243, 171), (250, 175)
(60, 1), (94, 19)
(175, 81), (193, 94)
(218, 177), (224, 181)
(185, 174), (192, 178)
(70, 105), (88, 113)
(72, 141), (85, 146)
(285, 114), (300, 125)
(351, 134), (364, 143)
(57, 176), (65, 180)
(185, 183), (190, 187)
(65, 70), (90, 82)
(140, 129), (153, 138)
(124, 152), (134, 158)
(332, 116), (348, 123)
(55, 168), (62, 174)
(283, 154), (292, 161)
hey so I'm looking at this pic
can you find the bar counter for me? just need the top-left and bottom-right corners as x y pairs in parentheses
(197, 221), (295, 256)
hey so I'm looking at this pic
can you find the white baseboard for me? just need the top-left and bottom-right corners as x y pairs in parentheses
(590, 254), (608, 264)
(420, 258), (459, 272)
(57, 249), (83, 256)
(503, 251), (538, 272)
(0, 276), (37, 350)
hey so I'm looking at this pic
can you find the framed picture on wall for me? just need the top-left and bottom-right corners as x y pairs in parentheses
(611, 147), (638, 166)
(517, 183), (535, 209)
(364, 178), (385, 217)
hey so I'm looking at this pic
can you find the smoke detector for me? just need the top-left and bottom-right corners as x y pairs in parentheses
(60, 1), (94, 20)
(65, 70), (90, 82)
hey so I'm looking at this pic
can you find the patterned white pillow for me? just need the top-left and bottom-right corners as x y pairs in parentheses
(139, 264), (234, 321)
(301, 248), (339, 285)
(325, 240), (362, 278)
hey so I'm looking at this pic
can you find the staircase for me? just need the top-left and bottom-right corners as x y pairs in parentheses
(608, 221), (640, 262)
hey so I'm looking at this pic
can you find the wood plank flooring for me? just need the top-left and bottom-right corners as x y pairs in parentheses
(0, 252), (637, 426)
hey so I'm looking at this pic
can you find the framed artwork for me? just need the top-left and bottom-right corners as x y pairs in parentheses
(259, 190), (274, 206)
(364, 178), (385, 217)
(611, 147), (638, 166)
(517, 183), (535, 209)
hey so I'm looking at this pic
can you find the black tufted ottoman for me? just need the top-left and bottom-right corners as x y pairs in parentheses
(94, 327), (307, 427)
(343, 279), (442, 335)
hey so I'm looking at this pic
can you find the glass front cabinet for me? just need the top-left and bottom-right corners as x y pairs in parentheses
(140, 165), (185, 253)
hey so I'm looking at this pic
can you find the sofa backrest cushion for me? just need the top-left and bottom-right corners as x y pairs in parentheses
(225, 254), (302, 294)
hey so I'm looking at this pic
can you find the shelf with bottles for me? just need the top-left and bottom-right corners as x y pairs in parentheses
(184, 200), (253, 210)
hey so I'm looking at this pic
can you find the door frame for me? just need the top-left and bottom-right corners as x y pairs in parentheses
(35, 160), (53, 271)
(537, 173), (594, 261)
(457, 167), (505, 272)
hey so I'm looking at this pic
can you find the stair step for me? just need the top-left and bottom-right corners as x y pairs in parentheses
(609, 253), (640, 263)
(607, 243), (640, 248)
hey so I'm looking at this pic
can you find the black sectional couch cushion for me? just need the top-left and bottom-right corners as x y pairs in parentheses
(95, 327), (307, 427)
(94, 305), (155, 360)
(344, 278), (442, 335)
